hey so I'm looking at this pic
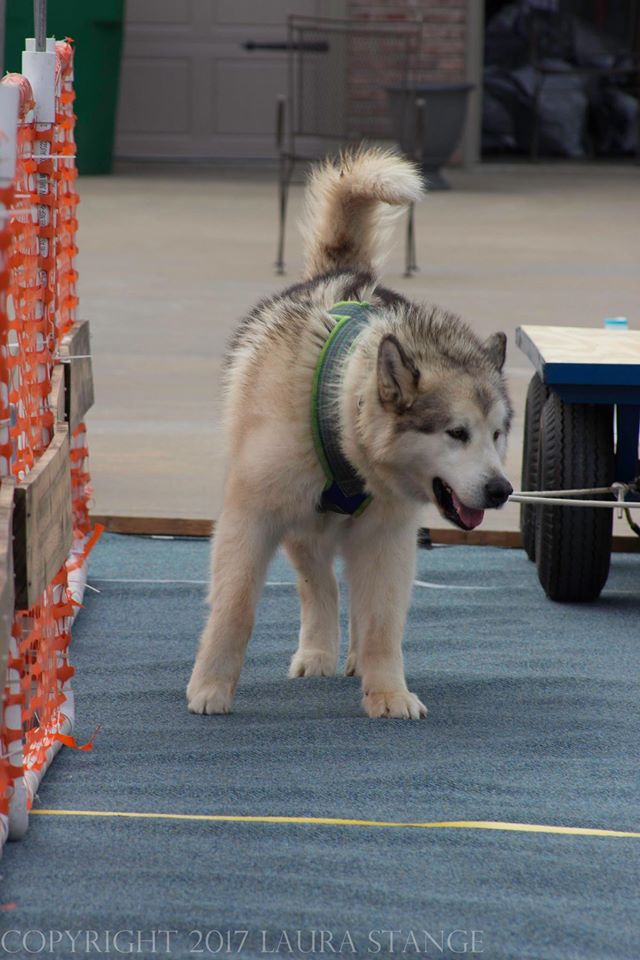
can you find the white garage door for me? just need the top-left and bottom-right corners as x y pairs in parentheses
(115, 0), (347, 161)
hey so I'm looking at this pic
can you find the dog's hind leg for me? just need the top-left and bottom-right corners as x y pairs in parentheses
(285, 527), (340, 678)
(343, 507), (427, 720)
(187, 504), (280, 714)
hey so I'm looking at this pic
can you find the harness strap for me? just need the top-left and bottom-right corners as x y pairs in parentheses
(311, 301), (373, 516)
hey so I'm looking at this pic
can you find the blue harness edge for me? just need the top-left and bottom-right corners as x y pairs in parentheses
(311, 301), (372, 516)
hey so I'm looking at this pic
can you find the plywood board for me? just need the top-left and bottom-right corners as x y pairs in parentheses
(59, 321), (94, 431)
(518, 325), (640, 366)
(0, 480), (15, 686)
(88, 513), (640, 554)
(13, 425), (73, 609)
(517, 325), (640, 388)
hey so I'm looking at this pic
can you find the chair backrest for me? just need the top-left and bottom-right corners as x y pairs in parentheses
(285, 15), (423, 158)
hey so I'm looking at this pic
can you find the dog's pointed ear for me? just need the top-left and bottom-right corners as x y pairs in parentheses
(483, 332), (507, 371)
(377, 335), (420, 411)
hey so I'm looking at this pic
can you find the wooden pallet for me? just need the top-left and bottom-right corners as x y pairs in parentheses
(0, 481), (14, 684)
(12, 425), (73, 610)
(48, 365), (65, 424)
(59, 320), (94, 432)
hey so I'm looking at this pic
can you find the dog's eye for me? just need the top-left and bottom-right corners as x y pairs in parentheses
(493, 430), (501, 442)
(446, 427), (469, 443)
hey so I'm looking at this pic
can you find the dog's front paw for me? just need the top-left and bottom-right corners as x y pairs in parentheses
(187, 676), (234, 715)
(363, 689), (427, 720)
(288, 649), (337, 678)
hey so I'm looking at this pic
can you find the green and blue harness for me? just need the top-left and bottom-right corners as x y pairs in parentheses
(311, 301), (373, 517)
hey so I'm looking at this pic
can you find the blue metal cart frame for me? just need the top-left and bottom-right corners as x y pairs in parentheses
(516, 325), (640, 601)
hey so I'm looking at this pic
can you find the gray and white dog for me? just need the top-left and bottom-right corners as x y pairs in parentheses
(187, 147), (513, 720)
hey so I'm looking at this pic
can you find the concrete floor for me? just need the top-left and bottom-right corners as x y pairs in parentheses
(78, 162), (640, 532)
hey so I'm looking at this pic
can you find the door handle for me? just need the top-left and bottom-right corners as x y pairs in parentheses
(243, 40), (329, 52)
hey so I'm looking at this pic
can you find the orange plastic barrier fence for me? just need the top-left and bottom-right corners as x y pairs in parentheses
(0, 40), (97, 847)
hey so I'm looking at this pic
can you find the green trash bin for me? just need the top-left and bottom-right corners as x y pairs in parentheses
(4, 0), (125, 174)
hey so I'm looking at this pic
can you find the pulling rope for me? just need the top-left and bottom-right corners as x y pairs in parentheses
(510, 495), (640, 509)
(509, 480), (640, 509)
(509, 480), (640, 536)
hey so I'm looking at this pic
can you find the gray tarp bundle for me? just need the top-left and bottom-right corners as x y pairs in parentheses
(483, 3), (639, 156)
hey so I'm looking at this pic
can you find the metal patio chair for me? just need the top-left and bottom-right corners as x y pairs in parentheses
(274, 15), (424, 276)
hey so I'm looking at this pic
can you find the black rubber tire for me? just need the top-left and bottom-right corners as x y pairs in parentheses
(535, 393), (614, 603)
(521, 374), (549, 561)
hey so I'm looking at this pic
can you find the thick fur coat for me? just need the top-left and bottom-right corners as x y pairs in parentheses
(187, 147), (513, 720)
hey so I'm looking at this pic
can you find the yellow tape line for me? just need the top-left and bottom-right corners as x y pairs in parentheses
(30, 809), (640, 838)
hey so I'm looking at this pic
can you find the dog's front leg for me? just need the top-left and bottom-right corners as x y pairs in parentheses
(187, 505), (280, 714)
(285, 528), (340, 678)
(344, 510), (426, 720)
(345, 608), (360, 677)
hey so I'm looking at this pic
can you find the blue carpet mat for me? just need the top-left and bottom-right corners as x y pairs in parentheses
(1, 534), (639, 959)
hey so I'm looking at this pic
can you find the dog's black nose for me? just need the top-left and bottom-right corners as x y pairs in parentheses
(485, 477), (513, 508)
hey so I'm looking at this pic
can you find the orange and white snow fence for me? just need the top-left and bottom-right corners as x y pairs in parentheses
(0, 37), (99, 852)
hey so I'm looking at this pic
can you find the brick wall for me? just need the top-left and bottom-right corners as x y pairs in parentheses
(349, 0), (467, 79)
(346, 0), (468, 139)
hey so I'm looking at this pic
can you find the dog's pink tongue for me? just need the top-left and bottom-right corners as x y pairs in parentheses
(452, 492), (484, 530)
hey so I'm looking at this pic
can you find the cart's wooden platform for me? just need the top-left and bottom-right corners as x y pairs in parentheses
(516, 325), (640, 403)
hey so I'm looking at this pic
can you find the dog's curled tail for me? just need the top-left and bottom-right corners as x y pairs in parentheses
(301, 146), (424, 279)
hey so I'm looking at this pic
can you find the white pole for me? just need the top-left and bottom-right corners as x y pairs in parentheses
(0, 84), (18, 480)
(0, 85), (28, 842)
(22, 43), (56, 125)
(22, 40), (57, 450)
(0, 85), (19, 188)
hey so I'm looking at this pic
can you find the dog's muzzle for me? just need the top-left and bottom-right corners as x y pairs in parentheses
(433, 478), (485, 531)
